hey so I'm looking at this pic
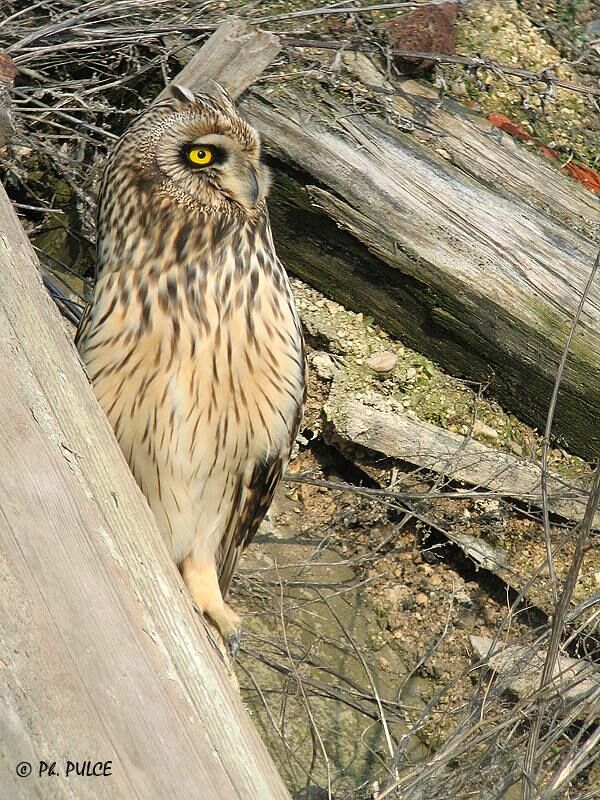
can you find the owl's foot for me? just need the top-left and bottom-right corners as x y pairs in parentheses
(181, 556), (241, 656)
(228, 629), (241, 660)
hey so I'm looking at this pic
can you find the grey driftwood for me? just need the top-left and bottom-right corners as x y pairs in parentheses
(326, 396), (599, 529)
(470, 635), (600, 715)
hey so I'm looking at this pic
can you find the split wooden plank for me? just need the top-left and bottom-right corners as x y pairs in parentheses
(0, 19), (291, 800)
(470, 636), (600, 715)
(342, 52), (599, 233)
(325, 396), (599, 529)
(157, 17), (280, 101)
(238, 74), (600, 459)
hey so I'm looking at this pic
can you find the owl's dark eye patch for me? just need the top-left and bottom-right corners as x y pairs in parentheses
(182, 143), (226, 168)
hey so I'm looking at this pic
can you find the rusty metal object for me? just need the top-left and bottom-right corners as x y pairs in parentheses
(382, 2), (459, 72)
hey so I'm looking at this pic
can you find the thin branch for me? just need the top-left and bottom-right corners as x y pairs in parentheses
(258, 3), (423, 24)
(523, 248), (600, 800)
(282, 41), (600, 97)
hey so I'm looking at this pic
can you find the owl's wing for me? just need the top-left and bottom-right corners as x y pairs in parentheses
(217, 455), (285, 596)
(218, 339), (307, 596)
(74, 299), (93, 349)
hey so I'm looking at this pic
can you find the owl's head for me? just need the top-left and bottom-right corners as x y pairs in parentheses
(107, 84), (270, 217)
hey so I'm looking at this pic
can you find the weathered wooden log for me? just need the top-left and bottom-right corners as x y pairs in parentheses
(326, 397), (599, 529)
(238, 63), (600, 459)
(0, 21), (291, 800)
(342, 53), (598, 234)
(470, 636), (600, 715)
(324, 394), (599, 615)
(157, 17), (279, 101)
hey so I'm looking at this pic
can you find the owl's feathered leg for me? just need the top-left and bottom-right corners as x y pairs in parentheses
(181, 556), (241, 656)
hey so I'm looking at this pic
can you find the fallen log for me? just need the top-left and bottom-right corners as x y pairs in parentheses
(324, 391), (599, 616)
(470, 635), (600, 715)
(156, 17), (279, 101)
(238, 63), (600, 459)
(325, 396), (599, 528)
(0, 20), (291, 800)
(341, 52), (598, 234)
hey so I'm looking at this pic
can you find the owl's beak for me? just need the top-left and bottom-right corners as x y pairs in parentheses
(247, 164), (259, 206)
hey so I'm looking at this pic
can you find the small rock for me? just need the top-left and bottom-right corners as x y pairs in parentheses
(473, 420), (499, 440)
(378, 656), (391, 671)
(366, 351), (398, 374)
(507, 440), (523, 456)
(405, 367), (417, 380)
(459, 613), (477, 629)
(0, 53), (16, 85)
(310, 351), (338, 381)
(585, 19), (600, 37)
(454, 587), (473, 607)
(415, 592), (428, 606)
(381, 1), (459, 73)
(478, 498), (500, 514)
(341, 509), (358, 528)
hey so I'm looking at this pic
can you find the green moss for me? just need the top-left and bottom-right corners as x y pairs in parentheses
(451, 0), (598, 169)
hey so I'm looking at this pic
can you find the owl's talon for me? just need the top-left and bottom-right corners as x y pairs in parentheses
(181, 556), (243, 658)
(228, 629), (241, 660)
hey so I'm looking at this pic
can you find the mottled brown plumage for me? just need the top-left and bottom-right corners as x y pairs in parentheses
(76, 85), (306, 648)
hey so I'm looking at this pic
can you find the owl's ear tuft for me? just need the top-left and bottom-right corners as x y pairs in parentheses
(170, 84), (196, 104)
(207, 80), (236, 108)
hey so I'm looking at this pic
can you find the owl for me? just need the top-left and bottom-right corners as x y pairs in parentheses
(76, 84), (306, 652)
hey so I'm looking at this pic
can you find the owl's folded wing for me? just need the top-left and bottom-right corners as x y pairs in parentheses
(217, 454), (284, 596)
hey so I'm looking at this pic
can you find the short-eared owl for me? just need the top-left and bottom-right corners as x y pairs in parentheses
(76, 84), (306, 649)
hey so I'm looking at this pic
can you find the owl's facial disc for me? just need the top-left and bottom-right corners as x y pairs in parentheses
(178, 131), (266, 210)
(127, 86), (271, 213)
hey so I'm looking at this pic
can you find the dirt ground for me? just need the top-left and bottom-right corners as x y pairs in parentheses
(230, 285), (596, 797)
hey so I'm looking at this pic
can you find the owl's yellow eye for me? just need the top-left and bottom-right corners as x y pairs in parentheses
(187, 146), (214, 166)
